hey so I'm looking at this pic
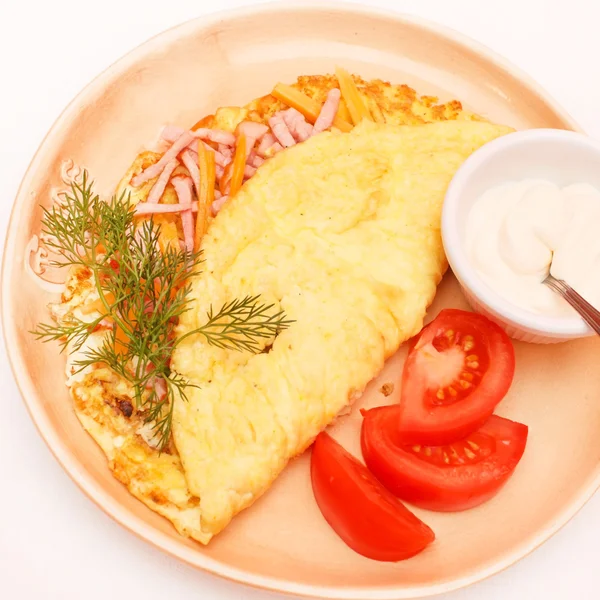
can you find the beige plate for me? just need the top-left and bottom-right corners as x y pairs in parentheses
(3, 2), (600, 598)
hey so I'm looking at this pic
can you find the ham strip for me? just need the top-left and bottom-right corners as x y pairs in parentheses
(218, 144), (234, 162)
(237, 121), (269, 140)
(162, 125), (236, 147)
(211, 195), (229, 216)
(154, 376), (167, 400)
(171, 177), (195, 252)
(160, 125), (230, 166)
(202, 142), (228, 167)
(180, 150), (201, 198)
(161, 125), (186, 143)
(189, 143), (228, 168)
(247, 150), (265, 168)
(135, 201), (199, 215)
(252, 155), (265, 168)
(268, 113), (296, 148)
(257, 133), (276, 157)
(244, 165), (257, 178)
(192, 128), (236, 146)
(132, 131), (194, 187)
(265, 142), (284, 156)
(237, 121), (269, 158)
(313, 88), (342, 134)
(282, 108), (313, 142)
(146, 159), (179, 204)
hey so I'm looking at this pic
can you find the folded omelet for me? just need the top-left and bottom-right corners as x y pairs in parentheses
(171, 119), (513, 540)
(52, 74), (494, 544)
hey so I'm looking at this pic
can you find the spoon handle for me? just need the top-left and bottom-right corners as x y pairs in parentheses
(544, 275), (600, 337)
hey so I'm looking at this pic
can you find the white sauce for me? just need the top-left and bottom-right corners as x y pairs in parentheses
(465, 180), (600, 316)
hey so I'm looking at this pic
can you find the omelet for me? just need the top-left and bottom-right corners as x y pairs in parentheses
(171, 119), (513, 539)
(50, 72), (510, 545)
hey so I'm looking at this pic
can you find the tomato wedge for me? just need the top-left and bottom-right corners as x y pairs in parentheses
(398, 309), (515, 445)
(311, 432), (434, 562)
(362, 406), (528, 511)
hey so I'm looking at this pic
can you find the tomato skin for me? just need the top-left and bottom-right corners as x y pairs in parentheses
(399, 309), (515, 445)
(362, 406), (528, 512)
(310, 432), (435, 561)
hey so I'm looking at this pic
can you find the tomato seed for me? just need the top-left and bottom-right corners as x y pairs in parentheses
(464, 448), (476, 460)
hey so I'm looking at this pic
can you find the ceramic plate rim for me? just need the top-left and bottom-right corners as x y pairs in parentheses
(2, 2), (595, 599)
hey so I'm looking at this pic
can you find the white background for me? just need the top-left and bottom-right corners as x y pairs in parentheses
(2, 0), (600, 598)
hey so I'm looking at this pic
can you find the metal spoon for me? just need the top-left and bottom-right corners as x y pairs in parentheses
(543, 274), (600, 336)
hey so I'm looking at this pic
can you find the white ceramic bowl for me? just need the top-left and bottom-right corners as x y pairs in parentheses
(442, 128), (598, 343)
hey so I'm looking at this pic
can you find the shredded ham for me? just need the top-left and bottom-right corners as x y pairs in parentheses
(95, 317), (113, 329)
(161, 124), (186, 143)
(132, 131), (194, 187)
(268, 113), (296, 148)
(266, 142), (284, 156)
(192, 128), (236, 146)
(162, 125), (236, 147)
(171, 177), (195, 252)
(145, 159), (179, 204)
(237, 121), (269, 140)
(180, 150), (201, 197)
(211, 195), (229, 216)
(247, 150), (265, 168)
(257, 133), (276, 157)
(160, 126), (230, 166)
(313, 88), (342, 134)
(145, 101), (353, 248)
(135, 201), (199, 215)
(155, 376), (167, 400)
(252, 155), (265, 168)
(188, 143), (228, 168)
(218, 144), (234, 161)
(282, 108), (313, 142)
(237, 121), (269, 158)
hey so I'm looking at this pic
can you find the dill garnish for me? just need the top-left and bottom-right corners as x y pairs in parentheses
(32, 172), (292, 449)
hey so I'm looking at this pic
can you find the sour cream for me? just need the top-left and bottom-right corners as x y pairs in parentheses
(465, 180), (600, 317)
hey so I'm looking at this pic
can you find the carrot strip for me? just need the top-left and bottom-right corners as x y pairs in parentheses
(114, 322), (130, 351)
(336, 98), (352, 123)
(80, 291), (116, 315)
(229, 133), (247, 198)
(219, 162), (233, 196)
(194, 141), (216, 251)
(271, 83), (353, 132)
(157, 221), (180, 254)
(334, 67), (373, 125)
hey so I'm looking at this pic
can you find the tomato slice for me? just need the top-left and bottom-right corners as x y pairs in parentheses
(398, 308), (515, 444)
(362, 406), (528, 511)
(311, 432), (435, 561)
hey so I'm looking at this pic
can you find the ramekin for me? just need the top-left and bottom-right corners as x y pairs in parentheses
(442, 128), (598, 343)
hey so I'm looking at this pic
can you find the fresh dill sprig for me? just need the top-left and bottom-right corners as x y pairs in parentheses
(32, 172), (292, 449)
